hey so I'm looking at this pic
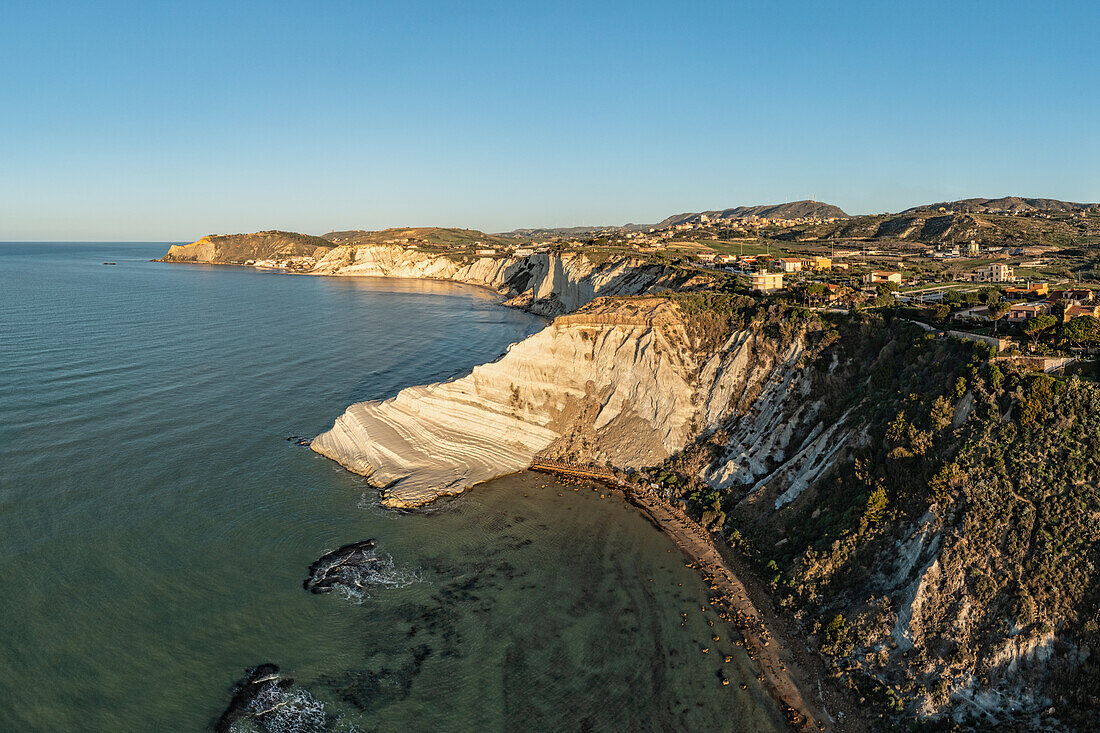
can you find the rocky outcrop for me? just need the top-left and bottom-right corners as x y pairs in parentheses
(311, 298), (702, 507)
(303, 540), (379, 594)
(215, 664), (328, 733)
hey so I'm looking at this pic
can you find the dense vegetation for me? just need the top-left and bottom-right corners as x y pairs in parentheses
(649, 300), (1100, 728)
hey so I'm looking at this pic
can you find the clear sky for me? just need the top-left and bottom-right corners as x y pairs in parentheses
(2, 0), (1098, 240)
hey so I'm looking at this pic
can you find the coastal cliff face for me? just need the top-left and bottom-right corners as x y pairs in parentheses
(652, 307), (1100, 728)
(312, 245), (674, 316)
(159, 234), (679, 317)
(158, 233), (1099, 725)
(310, 296), (822, 510)
(311, 298), (703, 507)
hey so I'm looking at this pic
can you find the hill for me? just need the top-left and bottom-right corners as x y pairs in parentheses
(504, 224), (649, 237)
(783, 209), (1095, 248)
(655, 200), (848, 229)
(904, 196), (1100, 215)
(322, 227), (516, 250)
(158, 231), (334, 264)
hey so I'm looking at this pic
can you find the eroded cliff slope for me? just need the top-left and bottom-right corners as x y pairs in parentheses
(310, 298), (703, 507)
(159, 233), (680, 316)
(648, 301), (1100, 729)
(312, 245), (676, 316)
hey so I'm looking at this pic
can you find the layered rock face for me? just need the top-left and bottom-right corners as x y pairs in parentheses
(311, 299), (701, 507)
(311, 296), (841, 510)
(313, 245), (671, 316)
(161, 234), (675, 317)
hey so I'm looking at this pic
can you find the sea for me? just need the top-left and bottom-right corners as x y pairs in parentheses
(0, 243), (785, 732)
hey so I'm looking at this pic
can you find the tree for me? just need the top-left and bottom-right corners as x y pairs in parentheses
(1064, 315), (1100, 347)
(978, 286), (1002, 305)
(872, 282), (900, 307)
(1021, 314), (1057, 350)
(754, 255), (772, 273)
(795, 282), (828, 306)
(987, 301), (1010, 334)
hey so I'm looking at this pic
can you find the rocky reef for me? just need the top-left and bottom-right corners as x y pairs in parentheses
(303, 540), (379, 594)
(215, 664), (330, 733)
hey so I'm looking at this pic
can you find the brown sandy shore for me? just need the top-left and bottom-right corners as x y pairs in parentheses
(616, 482), (871, 732)
(532, 465), (871, 733)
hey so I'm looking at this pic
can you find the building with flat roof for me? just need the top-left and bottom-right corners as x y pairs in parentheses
(974, 263), (1014, 282)
(748, 272), (784, 293)
(1008, 302), (1052, 322)
(866, 271), (903, 285)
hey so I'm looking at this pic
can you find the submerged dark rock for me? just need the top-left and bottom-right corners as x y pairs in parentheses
(304, 540), (379, 594)
(215, 664), (293, 733)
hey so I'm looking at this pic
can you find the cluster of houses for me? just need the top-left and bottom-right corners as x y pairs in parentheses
(925, 241), (1024, 261)
(694, 254), (837, 293)
(954, 285), (1098, 324)
(667, 213), (844, 233)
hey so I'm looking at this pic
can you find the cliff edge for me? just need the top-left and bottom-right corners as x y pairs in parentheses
(310, 298), (700, 507)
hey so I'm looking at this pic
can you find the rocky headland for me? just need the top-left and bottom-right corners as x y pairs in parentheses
(159, 232), (683, 317)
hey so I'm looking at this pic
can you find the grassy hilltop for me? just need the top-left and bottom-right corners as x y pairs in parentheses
(158, 231), (335, 264)
(159, 227), (520, 264)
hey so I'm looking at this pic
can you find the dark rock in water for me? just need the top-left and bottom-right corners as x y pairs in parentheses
(304, 540), (379, 594)
(215, 664), (293, 733)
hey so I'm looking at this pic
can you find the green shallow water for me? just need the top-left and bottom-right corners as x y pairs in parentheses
(0, 243), (784, 731)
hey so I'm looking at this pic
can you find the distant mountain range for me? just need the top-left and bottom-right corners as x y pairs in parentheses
(653, 200), (848, 229)
(903, 196), (1099, 215)
(504, 201), (846, 237)
(503, 224), (649, 237)
(504, 196), (1098, 237)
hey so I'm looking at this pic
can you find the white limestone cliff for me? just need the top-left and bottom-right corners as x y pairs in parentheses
(312, 246), (670, 316)
(311, 299), (700, 507)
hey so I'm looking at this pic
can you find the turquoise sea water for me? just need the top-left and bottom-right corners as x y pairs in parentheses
(0, 243), (784, 731)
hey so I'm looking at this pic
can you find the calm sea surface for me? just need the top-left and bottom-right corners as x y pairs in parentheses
(0, 243), (784, 731)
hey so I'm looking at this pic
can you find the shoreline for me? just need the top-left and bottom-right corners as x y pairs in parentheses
(155, 257), (550, 316)
(619, 482), (867, 732)
(542, 471), (868, 732)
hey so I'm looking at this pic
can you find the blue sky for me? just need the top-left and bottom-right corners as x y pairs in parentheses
(2, 0), (1098, 240)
